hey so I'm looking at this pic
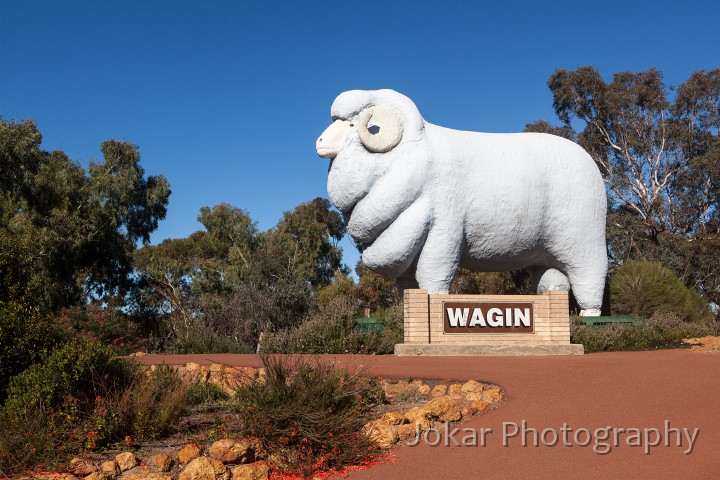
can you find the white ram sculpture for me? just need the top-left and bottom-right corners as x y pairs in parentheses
(316, 89), (607, 315)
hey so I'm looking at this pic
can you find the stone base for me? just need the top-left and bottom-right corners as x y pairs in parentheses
(394, 343), (584, 356)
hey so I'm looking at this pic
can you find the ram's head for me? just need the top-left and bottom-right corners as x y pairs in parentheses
(316, 90), (431, 273)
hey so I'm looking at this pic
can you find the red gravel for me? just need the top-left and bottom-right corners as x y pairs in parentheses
(136, 350), (720, 479)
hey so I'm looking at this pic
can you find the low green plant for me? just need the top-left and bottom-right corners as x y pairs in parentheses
(0, 405), (64, 476)
(610, 260), (712, 322)
(3, 337), (135, 416)
(571, 313), (720, 352)
(187, 381), (230, 405)
(0, 299), (58, 401)
(232, 355), (383, 478)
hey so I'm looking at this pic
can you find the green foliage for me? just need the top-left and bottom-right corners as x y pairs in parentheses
(135, 198), (348, 352)
(450, 269), (531, 295)
(0, 300), (57, 401)
(572, 313), (720, 352)
(610, 260), (712, 322)
(232, 355), (382, 477)
(0, 340), (189, 475)
(259, 299), (402, 355)
(317, 272), (357, 307)
(274, 197), (347, 287)
(3, 337), (134, 415)
(355, 261), (399, 309)
(0, 119), (170, 310)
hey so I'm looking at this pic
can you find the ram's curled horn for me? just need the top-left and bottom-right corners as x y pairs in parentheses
(357, 106), (404, 153)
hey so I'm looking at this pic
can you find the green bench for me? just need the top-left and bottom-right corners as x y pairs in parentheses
(577, 316), (644, 328)
(353, 317), (385, 334)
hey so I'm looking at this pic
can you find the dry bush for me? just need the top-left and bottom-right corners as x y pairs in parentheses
(232, 355), (383, 478)
(259, 299), (402, 354)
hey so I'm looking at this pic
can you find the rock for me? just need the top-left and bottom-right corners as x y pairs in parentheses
(150, 453), (173, 472)
(83, 473), (106, 480)
(381, 412), (408, 425)
(431, 384), (447, 396)
(208, 439), (255, 464)
(363, 421), (398, 449)
(420, 395), (462, 422)
(404, 406), (432, 431)
(178, 444), (203, 464)
(114, 453), (138, 472)
(447, 384), (463, 398)
(397, 423), (421, 441)
(69, 457), (97, 476)
(100, 461), (120, 477)
(230, 462), (269, 480)
(460, 380), (484, 393)
(179, 457), (230, 480)
(418, 384), (431, 395)
(124, 475), (172, 480)
(464, 392), (484, 401)
(482, 386), (504, 404)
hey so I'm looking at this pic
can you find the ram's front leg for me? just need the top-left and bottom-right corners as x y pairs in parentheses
(414, 222), (463, 294)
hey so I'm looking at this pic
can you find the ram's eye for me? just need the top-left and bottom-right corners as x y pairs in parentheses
(349, 123), (354, 127)
(368, 125), (380, 135)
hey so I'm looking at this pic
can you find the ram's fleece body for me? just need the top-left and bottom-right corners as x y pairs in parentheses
(317, 89), (607, 314)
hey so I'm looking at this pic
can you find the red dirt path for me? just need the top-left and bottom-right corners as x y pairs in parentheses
(136, 351), (720, 479)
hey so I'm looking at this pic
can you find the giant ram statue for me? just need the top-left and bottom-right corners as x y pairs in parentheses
(316, 89), (607, 315)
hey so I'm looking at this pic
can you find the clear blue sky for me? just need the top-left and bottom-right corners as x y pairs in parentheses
(2, 0), (718, 272)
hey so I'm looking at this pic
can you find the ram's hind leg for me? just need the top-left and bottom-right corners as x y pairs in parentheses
(565, 260), (607, 316)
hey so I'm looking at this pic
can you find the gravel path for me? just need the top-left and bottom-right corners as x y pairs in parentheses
(136, 350), (720, 479)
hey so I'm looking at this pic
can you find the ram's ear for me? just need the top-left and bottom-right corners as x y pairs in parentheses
(358, 106), (404, 153)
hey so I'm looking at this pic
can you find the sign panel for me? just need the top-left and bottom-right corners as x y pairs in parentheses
(443, 301), (534, 334)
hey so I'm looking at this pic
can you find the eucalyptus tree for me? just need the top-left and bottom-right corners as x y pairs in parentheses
(526, 67), (720, 302)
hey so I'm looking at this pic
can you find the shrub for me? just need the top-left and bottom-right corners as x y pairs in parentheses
(166, 317), (256, 354)
(610, 260), (712, 322)
(0, 300), (57, 401)
(232, 355), (382, 478)
(187, 381), (230, 405)
(259, 299), (403, 354)
(52, 305), (148, 355)
(0, 338), (189, 474)
(3, 337), (134, 416)
(571, 313), (720, 352)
